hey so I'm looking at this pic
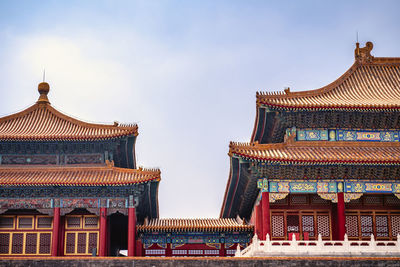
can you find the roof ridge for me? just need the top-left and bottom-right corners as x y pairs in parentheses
(45, 104), (138, 131)
(256, 42), (400, 109)
(256, 61), (359, 100)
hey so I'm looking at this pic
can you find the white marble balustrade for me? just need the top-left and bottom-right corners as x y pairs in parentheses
(235, 233), (400, 257)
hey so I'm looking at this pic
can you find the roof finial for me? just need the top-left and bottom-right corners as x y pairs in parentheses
(354, 41), (374, 63)
(37, 72), (50, 104)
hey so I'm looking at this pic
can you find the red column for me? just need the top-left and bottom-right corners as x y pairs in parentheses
(128, 206), (136, 256)
(337, 192), (346, 240)
(261, 192), (270, 240)
(165, 243), (172, 257)
(256, 204), (263, 239)
(219, 245), (226, 257)
(99, 207), (107, 256)
(51, 207), (60, 256)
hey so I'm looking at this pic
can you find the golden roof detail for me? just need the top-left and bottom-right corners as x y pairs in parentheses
(0, 164), (160, 186)
(229, 140), (400, 164)
(257, 42), (400, 110)
(137, 218), (253, 232)
(0, 83), (138, 141)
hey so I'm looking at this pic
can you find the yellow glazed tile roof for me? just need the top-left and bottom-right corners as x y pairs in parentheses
(137, 218), (253, 232)
(0, 163), (160, 186)
(257, 42), (400, 110)
(0, 83), (138, 141)
(229, 140), (400, 164)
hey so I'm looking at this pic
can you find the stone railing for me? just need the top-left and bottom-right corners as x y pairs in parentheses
(235, 233), (400, 257)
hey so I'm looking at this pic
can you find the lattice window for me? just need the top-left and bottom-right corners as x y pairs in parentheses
(348, 198), (362, 204)
(364, 195), (383, 206)
(0, 233), (10, 254)
(0, 217), (14, 229)
(65, 233), (75, 254)
(172, 249), (187, 255)
(39, 233), (51, 254)
(226, 249), (236, 255)
(391, 215), (400, 237)
(77, 233), (87, 254)
(88, 233), (98, 254)
(84, 217), (98, 228)
(301, 215), (314, 237)
(360, 215), (373, 237)
(385, 196), (400, 206)
(18, 217), (33, 229)
(286, 215), (299, 232)
(145, 249), (165, 255)
(37, 217), (52, 229)
(11, 233), (23, 254)
(25, 233), (37, 254)
(271, 215), (284, 237)
(188, 249), (203, 255)
(290, 195), (308, 205)
(66, 217), (81, 229)
(204, 250), (219, 255)
(345, 215), (359, 237)
(311, 195), (329, 204)
(317, 215), (330, 237)
(272, 197), (288, 205)
(375, 215), (389, 237)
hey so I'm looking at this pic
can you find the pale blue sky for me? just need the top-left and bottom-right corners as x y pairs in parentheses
(0, 1), (399, 218)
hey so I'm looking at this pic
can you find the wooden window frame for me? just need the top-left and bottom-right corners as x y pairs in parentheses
(0, 216), (15, 230)
(345, 210), (400, 241)
(0, 232), (12, 254)
(0, 231), (52, 255)
(36, 216), (53, 230)
(83, 215), (99, 229)
(17, 216), (34, 230)
(270, 209), (332, 241)
(63, 231), (99, 256)
(65, 215), (82, 230)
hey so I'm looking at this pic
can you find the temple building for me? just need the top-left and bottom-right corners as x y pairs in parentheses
(0, 82), (161, 256)
(221, 42), (400, 242)
(137, 218), (252, 257)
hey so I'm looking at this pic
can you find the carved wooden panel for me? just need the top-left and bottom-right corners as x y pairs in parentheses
(66, 154), (103, 165)
(1, 155), (57, 165)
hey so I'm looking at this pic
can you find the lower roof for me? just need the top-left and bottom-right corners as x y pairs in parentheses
(229, 140), (400, 165)
(137, 218), (253, 232)
(0, 161), (160, 186)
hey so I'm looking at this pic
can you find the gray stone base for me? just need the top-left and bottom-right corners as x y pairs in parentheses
(1, 257), (400, 267)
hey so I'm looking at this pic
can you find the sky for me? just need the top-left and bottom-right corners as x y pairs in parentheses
(0, 0), (399, 218)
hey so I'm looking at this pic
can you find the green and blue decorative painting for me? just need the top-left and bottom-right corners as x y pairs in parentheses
(291, 128), (400, 142)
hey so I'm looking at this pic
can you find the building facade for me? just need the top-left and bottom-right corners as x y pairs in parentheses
(137, 218), (253, 257)
(221, 42), (400, 242)
(0, 82), (160, 256)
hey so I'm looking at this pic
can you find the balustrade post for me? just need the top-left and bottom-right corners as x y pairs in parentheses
(369, 234), (376, 252)
(235, 245), (241, 257)
(343, 233), (349, 252)
(397, 234), (400, 252)
(316, 234), (323, 252)
(265, 233), (271, 253)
